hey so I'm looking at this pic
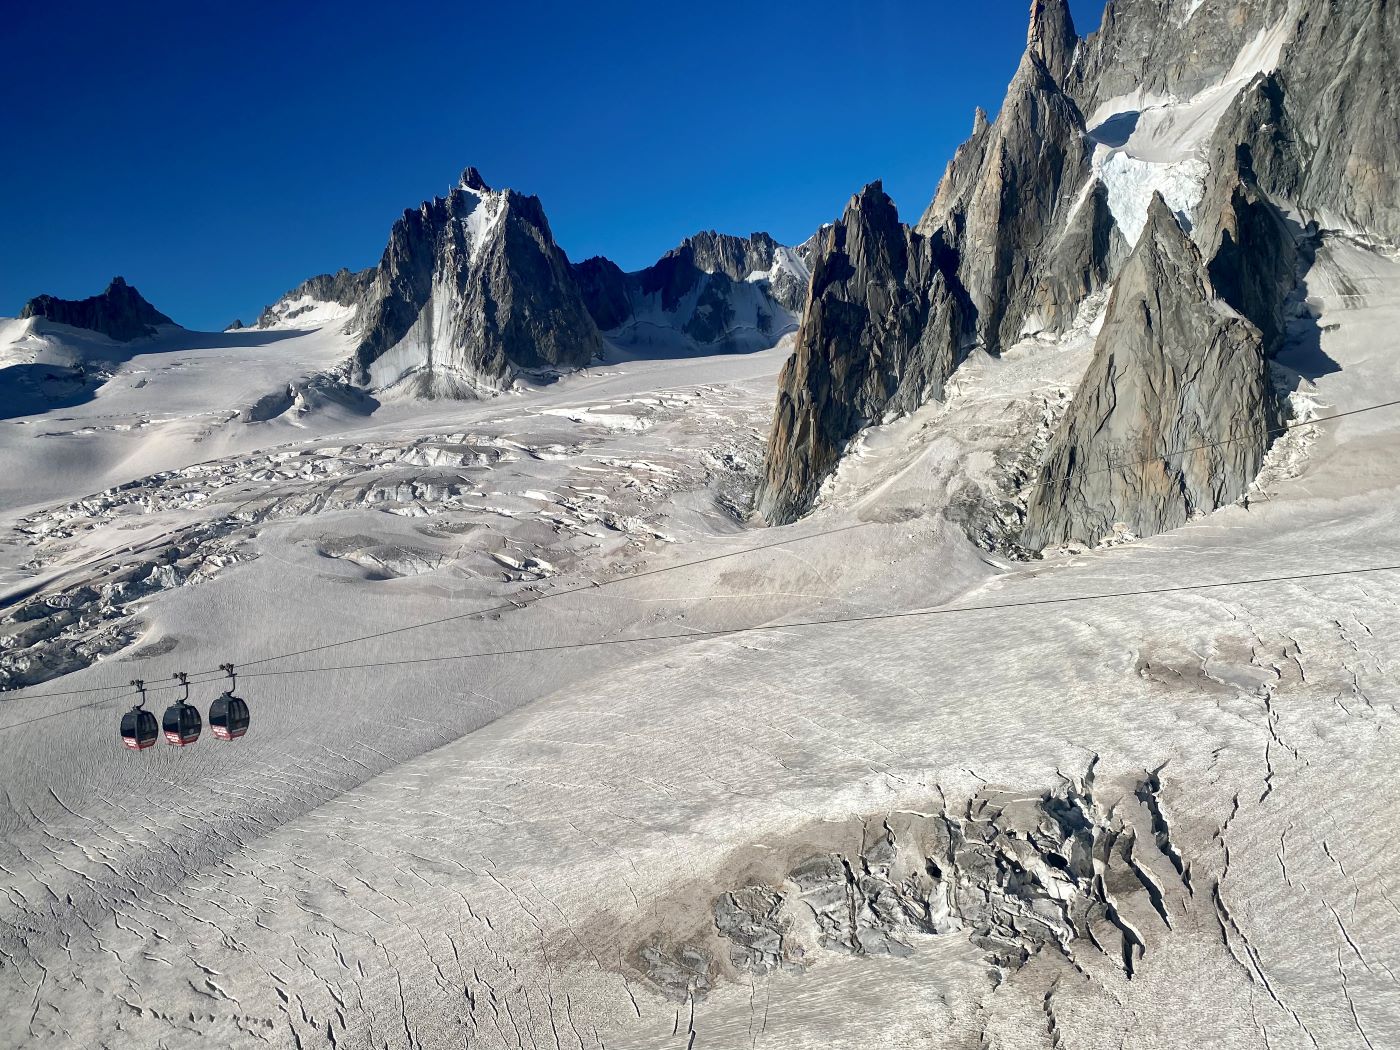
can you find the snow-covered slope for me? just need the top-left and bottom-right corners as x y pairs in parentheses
(1087, 13), (1295, 244)
(2, 229), (1399, 1048)
(2, 3), (1400, 1047)
(0, 316), (363, 511)
(248, 268), (373, 331)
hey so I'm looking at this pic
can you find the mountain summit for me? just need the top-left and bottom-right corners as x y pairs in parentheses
(20, 276), (176, 342)
(757, 0), (1400, 535)
(348, 171), (602, 395)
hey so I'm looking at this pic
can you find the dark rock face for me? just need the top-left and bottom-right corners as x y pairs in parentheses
(1270, 0), (1400, 245)
(761, 1), (1094, 523)
(20, 277), (175, 342)
(254, 267), (374, 329)
(1022, 195), (1272, 548)
(351, 170), (602, 391)
(1027, 0), (1077, 84)
(571, 256), (633, 332)
(1026, 179), (1128, 336)
(754, 184), (966, 525)
(923, 0), (1091, 354)
(758, 0), (1400, 533)
(1196, 81), (1304, 356)
(1068, 0), (1291, 117)
(575, 230), (814, 352)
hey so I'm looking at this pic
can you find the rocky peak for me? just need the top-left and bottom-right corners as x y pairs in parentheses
(758, 0), (1397, 539)
(574, 229), (812, 351)
(571, 256), (633, 332)
(253, 267), (375, 330)
(948, 29), (1090, 353)
(1137, 192), (1212, 295)
(460, 166), (491, 192)
(20, 276), (176, 342)
(755, 183), (967, 524)
(1026, 0), (1078, 84)
(644, 230), (787, 290)
(350, 170), (601, 393)
(832, 181), (906, 277)
(1021, 193), (1273, 548)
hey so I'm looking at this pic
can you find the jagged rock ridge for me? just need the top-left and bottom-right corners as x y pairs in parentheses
(759, 0), (1104, 524)
(261, 173), (817, 394)
(921, 0), (1092, 354)
(1022, 194), (1273, 548)
(759, 0), (1398, 538)
(20, 277), (176, 342)
(253, 267), (374, 330)
(350, 168), (602, 394)
(575, 230), (816, 353)
(754, 184), (966, 524)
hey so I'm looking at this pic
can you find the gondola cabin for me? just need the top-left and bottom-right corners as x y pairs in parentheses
(162, 701), (201, 746)
(210, 692), (250, 740)
(120, 706), (158, 750)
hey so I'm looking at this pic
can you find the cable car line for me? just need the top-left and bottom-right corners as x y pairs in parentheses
(1, 395), (1397, 738)
(11, 394), (1396, 708)
(145, 396), (1400, 680)
(1, 519), (877, 701)
(212, 559), (1400, 679)
(2, 558), (1397, 736)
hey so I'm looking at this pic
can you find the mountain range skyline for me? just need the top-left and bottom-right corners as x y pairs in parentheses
(3, 1), (1101, 331)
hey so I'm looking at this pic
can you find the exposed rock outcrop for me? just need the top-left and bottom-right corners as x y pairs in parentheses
(350, 168), (602, 393)
(1022, 195), (1273, 548)
(755, 184), (966, 525)
(1268, 0), (1400, 245)
(571, 256), (633, 333)
(921, 0), (1091, 354)
(20, 277), (176, 341)
(1025, 179), (1129, 336)
(758, 0), (1395, 531)
(1195, 80), (1304, 355)
(254, 267), (374, 329)
(760, 1), (1096, 524)
(1068, 0), (1292, 117)
(576, 230), (815, 353)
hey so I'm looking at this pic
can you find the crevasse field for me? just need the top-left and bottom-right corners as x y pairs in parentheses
(4, 8), (1400, 1040)
(1, 229), (1397, 1048)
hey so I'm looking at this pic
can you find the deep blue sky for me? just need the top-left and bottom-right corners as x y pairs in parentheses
(3, 1), (1103, 331)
